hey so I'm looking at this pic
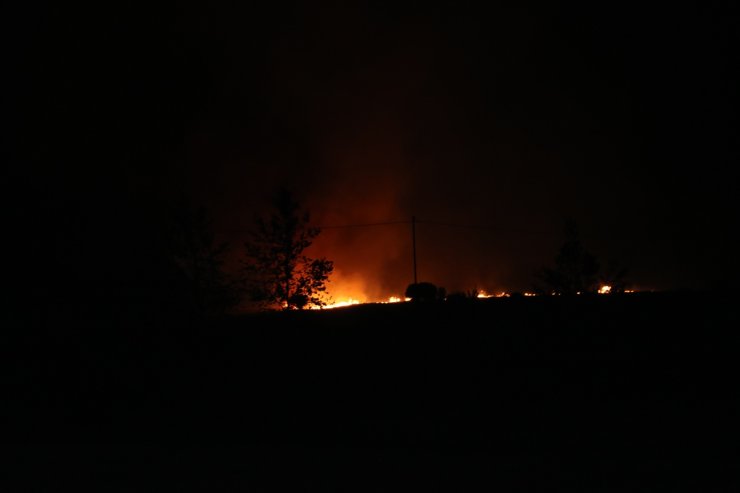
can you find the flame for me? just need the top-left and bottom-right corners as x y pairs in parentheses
(315, 298), (361, 309)
(316, 294), (411, 309)
(317, 268), (369, 308)
(310, 284), (634, 309)
(386, 296), (406, 303)
(476, 290), (510, 299)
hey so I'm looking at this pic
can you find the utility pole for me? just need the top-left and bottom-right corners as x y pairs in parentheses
(412, 215), (418, 285)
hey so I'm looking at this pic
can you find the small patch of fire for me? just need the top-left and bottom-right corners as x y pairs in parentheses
(317, 295), (413, 309)
(384, 296), (411, 303)
(476, 290), (510, 299)
(314, 298), (361, 310)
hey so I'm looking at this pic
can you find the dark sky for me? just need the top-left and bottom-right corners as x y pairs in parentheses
(5, 2), (739, 303)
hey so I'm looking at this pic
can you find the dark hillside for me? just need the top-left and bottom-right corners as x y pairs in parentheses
(4, 292), (738, 489)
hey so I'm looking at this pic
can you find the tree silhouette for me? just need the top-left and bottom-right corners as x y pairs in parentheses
(166, 199), (241, 317)
(536, 223), (600, 295)
(242, 190), (333, 310)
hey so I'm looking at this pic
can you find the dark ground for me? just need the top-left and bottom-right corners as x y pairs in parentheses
(3, 292), (739, 490)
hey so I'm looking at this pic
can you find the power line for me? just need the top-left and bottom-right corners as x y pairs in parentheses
(416, 219), (561, 236)
(317, 220), (410, 229)
(219, 219), (561, 236)
(318, 219), (558, 236)
(216, 220), (409, 234)
(220, 217), (651, 240)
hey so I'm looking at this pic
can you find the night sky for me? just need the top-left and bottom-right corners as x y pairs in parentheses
(5, 2), (739, 306)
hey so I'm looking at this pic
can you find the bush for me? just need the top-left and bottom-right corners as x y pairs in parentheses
(405, 282), (440, 303)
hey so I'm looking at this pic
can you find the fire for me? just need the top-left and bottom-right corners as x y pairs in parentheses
(309, 284), (634, 309)
(386, 296), (407, 303)
(313, 298), (361, 310)
(316, 295), (411, 309)
(476, 290), (510, 299)
(315, 268), (369, 309)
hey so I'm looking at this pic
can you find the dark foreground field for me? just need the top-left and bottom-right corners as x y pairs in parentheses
(4, 292), (739, 490)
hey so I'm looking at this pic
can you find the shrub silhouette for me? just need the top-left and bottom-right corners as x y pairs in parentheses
(446, 287), (480, 303)
(405, 282), (440, 302)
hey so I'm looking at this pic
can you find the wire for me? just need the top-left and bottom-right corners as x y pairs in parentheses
(221, 218), (630, 239)
(317, 220), (410, 229)
(216, 220), (409, 235)
(416, 219), (561, 236)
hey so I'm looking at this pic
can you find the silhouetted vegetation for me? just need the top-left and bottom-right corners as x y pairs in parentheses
(536, 223), (631, 295)
(242, 190), (333, 310)
(405, 281), (444, 302)
(536, 224), (601, 295)
(165, 198), (241, 318)
(445, 287), (481, 303)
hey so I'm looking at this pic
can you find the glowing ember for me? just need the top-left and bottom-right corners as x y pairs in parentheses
(523, 292), (537, 297)
(598, 285), (612, 294)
